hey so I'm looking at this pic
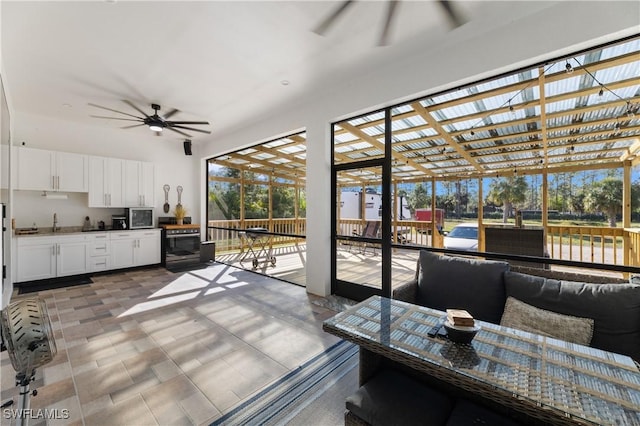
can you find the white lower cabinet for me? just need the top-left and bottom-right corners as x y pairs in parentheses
(87, 233), (111, 272)
(16, 229), (161, 282)
(17, 235), (88, 282)
(135, 230), (161, 266)
(17, 237), (57, 282)
(110, 229), (161, 269)
(57, 236), (89, 277)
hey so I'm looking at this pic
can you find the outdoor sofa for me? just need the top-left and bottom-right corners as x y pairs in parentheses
(344, 250), (640, 425)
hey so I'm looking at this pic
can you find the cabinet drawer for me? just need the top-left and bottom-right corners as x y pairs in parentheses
(110, 232), (135, 240)
(89, 240), (111, 257)
(89, 256), (111, 272)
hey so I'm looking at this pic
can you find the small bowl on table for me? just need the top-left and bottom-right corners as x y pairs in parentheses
(443, 320), (480, 344)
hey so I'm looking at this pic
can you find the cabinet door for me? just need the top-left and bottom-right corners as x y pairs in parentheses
(124, 160), (142, 206)
(88, 156), (108, 207)
(111, 236), (136, 269)
(135, 231), (161, 266)
(57, 152), (88, 192)
(140, 162), (155, 207)
(57, 240), (88, 277)
(17, 147), (55, 191)
(17, 241), (56, 282)
(108, 158), (125, 207)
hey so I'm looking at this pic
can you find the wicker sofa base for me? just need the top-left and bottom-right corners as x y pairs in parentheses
(345, 410), (370, 426)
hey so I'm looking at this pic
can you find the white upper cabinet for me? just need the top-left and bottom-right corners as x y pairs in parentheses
(17, 147), (88, 192)
(57, 151), (89, 192)
(124, 160), (155, 207)
(88, 156), (124, 207)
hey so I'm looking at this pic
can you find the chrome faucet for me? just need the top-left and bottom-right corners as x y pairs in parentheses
(53, 213), (58, 233)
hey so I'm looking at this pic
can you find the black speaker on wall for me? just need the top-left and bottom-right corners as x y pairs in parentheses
(183, 139), (192, 156)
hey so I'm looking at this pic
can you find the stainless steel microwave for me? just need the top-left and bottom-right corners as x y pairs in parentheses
(125, 208), (154, 229)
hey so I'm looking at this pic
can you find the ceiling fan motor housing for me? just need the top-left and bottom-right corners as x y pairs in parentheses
(1, 298), (57, 375)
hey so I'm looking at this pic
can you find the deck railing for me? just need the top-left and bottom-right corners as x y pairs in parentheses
(625, 228), (640, 267)
(207, 218), (306, 253)
(546, 225), (626, 266)
(207, 218), (638, 270)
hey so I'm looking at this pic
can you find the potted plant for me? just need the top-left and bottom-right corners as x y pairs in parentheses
(173, 205), (187, 225)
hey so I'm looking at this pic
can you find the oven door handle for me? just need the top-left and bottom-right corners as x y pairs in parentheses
(166, 234), (201, 239)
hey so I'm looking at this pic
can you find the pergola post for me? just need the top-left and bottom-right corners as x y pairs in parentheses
(240, 172), (245, 252)
(478, 177), (484, 252)
(542, 171), (549, 235)
(431, 176), (437, 247)
(623, 161), (632, 268)
(393, 181), (398, 244)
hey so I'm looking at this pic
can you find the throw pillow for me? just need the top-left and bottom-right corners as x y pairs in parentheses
(416, 250), (509, 324)
(504, 271), (640, 361)
(500, 296), (594, 345)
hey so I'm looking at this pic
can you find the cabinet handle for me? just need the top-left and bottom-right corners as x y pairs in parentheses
(56, 176), (60, 190)
(56, 244), (60, 255)
(52, 175), (56, 190)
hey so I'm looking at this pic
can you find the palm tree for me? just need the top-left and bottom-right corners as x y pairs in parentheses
(584, 177), (622, 227)
(486, 176), (528, 223)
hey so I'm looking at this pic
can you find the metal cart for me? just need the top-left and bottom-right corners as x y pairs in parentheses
(239, 227), (276, 269)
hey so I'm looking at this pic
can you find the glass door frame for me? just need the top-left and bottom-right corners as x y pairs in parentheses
(331, 108), (392, 301)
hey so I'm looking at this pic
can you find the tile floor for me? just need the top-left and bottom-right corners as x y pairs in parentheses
(1, 263), (342, 426)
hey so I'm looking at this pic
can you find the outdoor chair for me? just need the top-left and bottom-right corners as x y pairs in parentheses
(352, 221), (380, 255)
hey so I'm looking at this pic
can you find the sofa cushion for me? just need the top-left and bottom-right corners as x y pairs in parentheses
(446, 399), (523, 426)
(416, 250), (509, 324)
(345, 368), (455, 426)
(500, 296), (594, 345)
(504, 271), (640, 361)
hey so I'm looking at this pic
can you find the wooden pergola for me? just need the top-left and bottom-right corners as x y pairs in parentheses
(207, 37), (640, 267)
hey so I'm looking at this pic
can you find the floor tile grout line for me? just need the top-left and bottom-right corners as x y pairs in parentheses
(53, 286), (88, 426)
(2, 264), (338, 425)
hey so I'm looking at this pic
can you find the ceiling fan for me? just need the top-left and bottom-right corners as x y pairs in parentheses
(313, 0), (466, 46)
(89, 100), (211, 137)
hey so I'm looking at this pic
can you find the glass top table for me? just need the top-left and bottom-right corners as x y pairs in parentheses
(323, 296), (640, 426)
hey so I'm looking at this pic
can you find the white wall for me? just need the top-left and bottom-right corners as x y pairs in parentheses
(200, 1), (640, 296)
(11, 111), (201, 227)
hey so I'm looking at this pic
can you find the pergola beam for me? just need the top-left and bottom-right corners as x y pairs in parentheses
(339, 121), (433, 176)
(411, 101), (482, 172)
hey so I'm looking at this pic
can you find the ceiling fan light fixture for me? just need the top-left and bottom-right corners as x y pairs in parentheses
(149, 124), (163, 132)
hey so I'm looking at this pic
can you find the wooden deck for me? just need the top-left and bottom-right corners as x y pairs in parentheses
(214, 243), (626, 290)
(214, 243), (420, 289)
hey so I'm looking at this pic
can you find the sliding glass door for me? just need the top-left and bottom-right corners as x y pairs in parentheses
(332, 110), (392, 301)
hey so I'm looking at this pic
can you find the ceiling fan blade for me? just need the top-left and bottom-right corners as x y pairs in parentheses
(88, 103), (143, 120)
(166, 127), (192, 137)
(90, 115), (141, 122)
(122, 100), (151, 118)
(438, 0), (466, 28)
(167, 120), (210, 125)
(313, 0), (355, 35)
(163, 108), (179, 120)
(121, 124), (146, 129)
(378, 0), (399, 46)
(171, 125), (212, 134)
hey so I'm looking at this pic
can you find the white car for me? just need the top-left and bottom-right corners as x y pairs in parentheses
(444, 223), (478, 251)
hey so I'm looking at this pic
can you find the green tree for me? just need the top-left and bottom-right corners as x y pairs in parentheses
(408, 183), (430, 212)
(272, 186), (296, 218)
(486, 176), (528, 222)
(583, 177), (622, 226)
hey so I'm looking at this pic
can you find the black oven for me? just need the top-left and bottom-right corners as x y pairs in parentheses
(162, 227), (200, 270)
(159, 217), (202, 271)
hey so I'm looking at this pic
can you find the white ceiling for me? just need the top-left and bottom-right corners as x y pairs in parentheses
(1, 0), (493, 144)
